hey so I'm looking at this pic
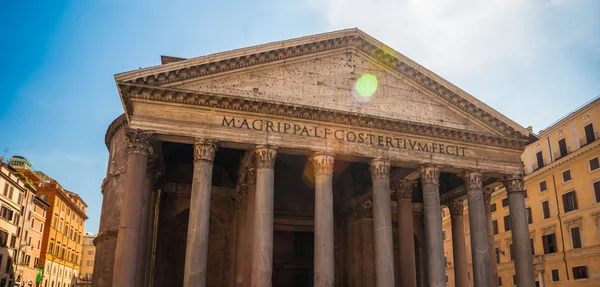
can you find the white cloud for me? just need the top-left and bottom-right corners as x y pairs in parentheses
(308, 0), (600, 131)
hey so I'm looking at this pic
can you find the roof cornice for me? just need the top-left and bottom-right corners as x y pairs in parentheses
(119, 83), (530, 150)
(525, 139), (600, 181)
(114, 29), (535, 141)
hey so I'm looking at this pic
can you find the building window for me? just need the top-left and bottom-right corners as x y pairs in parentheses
(571, 227), (582, 249)
(498, 277), (503, 286)
(492, 220), (499, 235)
(539, 181), (547, 192)
(530, 238), (535, 255)
(526, 207), (533, 224)
(495, 247), (501, 263)
(88, 250), (94, 255)
(2, 184), (7, 196)
(542, 233), (558, 254)
(31, 218), (35, 228)
(504, 215), (511, 231)
(562, 191), (578, 212)
(536, 151), (545, 169)
(5, 258), (11, 273)
(509, 244), (514, 261)
(595, 181), (600, 203)
(551, 269), (559, 282)
(590, 157), (600, 171)
(491, 203), (497, 212)
(0, 230), (8, 247)
(34, 257), (38, 268)
(512, 274), (517, 286)
(442, 230), (446, 241)
(40, 223), (44, 232)
(524, 189), (528, 199)
(502, 198), (509, 207)
(562, 170), (572, 182)
(558, 138), (568, 158)
(49, 242), (54, 253)
(573, 266), (588, 279)
(542, 201), (551, 219)
(0, 206), (14, 221)
(9, 235), (16, 249)
(87, 260), (93, 266)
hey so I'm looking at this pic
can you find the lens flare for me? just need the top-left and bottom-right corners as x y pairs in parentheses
(355, 74), (378, 97)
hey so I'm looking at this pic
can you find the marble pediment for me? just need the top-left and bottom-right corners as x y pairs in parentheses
(115, 28), (534, 142)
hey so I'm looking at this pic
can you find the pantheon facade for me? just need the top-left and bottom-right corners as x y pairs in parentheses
(93, 29), (538, 287)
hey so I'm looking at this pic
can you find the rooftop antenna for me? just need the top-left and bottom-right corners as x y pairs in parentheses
(1, 148), (8, 162)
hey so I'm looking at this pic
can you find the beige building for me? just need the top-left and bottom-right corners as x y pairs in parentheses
(93, 29), (542, 287)
(442, 96), (600, 286)
(78, 233), (95, 284)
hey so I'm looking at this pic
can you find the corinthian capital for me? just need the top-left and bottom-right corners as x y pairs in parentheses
(461, 170), (483, 191)
(311, 153), (335, 175)
(254, 146), (277, 168)
(369, 158), (391, 181)
(483, 188), (493, 205)
(503, 175), (524, 194)
(391, 180), (416, 200)
(447, 200), (464, 216)
(193, 139), (217, 163)
(420, 164), (442, 185)
(125, 128), (154, 156)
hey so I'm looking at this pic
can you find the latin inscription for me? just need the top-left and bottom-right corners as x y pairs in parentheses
(222, 116), (467, 156)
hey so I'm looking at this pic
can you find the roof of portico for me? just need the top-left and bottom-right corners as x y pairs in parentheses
(111, 28), (537, 150)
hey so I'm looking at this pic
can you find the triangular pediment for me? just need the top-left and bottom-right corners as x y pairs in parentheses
(115, 28), (534, 141)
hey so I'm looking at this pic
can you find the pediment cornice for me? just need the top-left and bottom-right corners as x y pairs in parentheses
(115, 29), (534, 142)
(119, 83), (530, 150)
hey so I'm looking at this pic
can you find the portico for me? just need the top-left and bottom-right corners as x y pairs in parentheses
(94, 29), (537, 287)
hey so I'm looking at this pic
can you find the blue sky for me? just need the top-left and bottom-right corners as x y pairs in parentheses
(1, 0), (599, 232)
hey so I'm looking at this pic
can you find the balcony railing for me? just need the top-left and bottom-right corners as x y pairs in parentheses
(533, 254), (544, 265)
(579, 132), (600, 147)
(553, 146), (572, 160)
(532, 162), (544, 171)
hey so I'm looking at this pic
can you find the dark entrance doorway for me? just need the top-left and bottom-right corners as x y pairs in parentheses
(272, 231), (314, 287)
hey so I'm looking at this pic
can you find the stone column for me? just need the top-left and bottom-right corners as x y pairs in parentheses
(537, 270), (546, 287)
(234, 183), (249, 287)
(135, 157), (158, 287)
(243, 167), (257, 285)
(463, 170), (492, 287)
(369, 158), (395, 287)
(419, 165), (445, 287)
(183, 139), (217, 287)
(448, 200), (468, 287)
(311, 153), (335, 287)
(251, 146), (277, 287)
(112, 128), (153, 287)
(484, 188), (499, 287)
(392, 180), (417, 287)
(504, 176), (535, 287)
(412, 203), (426, 287)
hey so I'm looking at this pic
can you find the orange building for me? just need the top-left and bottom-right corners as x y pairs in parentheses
(11, 158), (88, 287)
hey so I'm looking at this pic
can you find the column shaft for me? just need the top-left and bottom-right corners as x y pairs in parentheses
(112, 129), (153, 287)
(420, 165), (445, 287)
(370, 159), (394, 287)
(505, 176), (536, 287)
(135, 164), (155, 287)
(243, 168), (257, 285)
(448, 200), (468, 287)
(463, 171), (492, 287)
(312, 154), (335, 287)
(484, 190), (499, 287)
(394, 181), (417, 287)
(183, 140), (217, 287)
(251, 146), (277, 287)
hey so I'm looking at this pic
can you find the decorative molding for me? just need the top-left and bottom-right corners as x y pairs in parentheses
(542, 225), (556, 236)
(447, 200), (464, 216)
(246, 167), (256, 185)
(254, 146), (277, 168)
(311, 153), (335, 175)
(420, 165), (442, 185)
(503, 175), (525, 194)
(349, 200), (373, 220)
(120, 83), (530, 150)
(525, 139), (600, 181)
(391, 180), (416, 200)
(592, 211), (600, 225)
(125, 128), (154, 156)
(119, 33), (531, 141)
(193, 139), (217, 162)
(564, 217), (583, 229)
(100, 166), (127, 192)
(461, 170), (482, 191)
(369, 158), (391, 181)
